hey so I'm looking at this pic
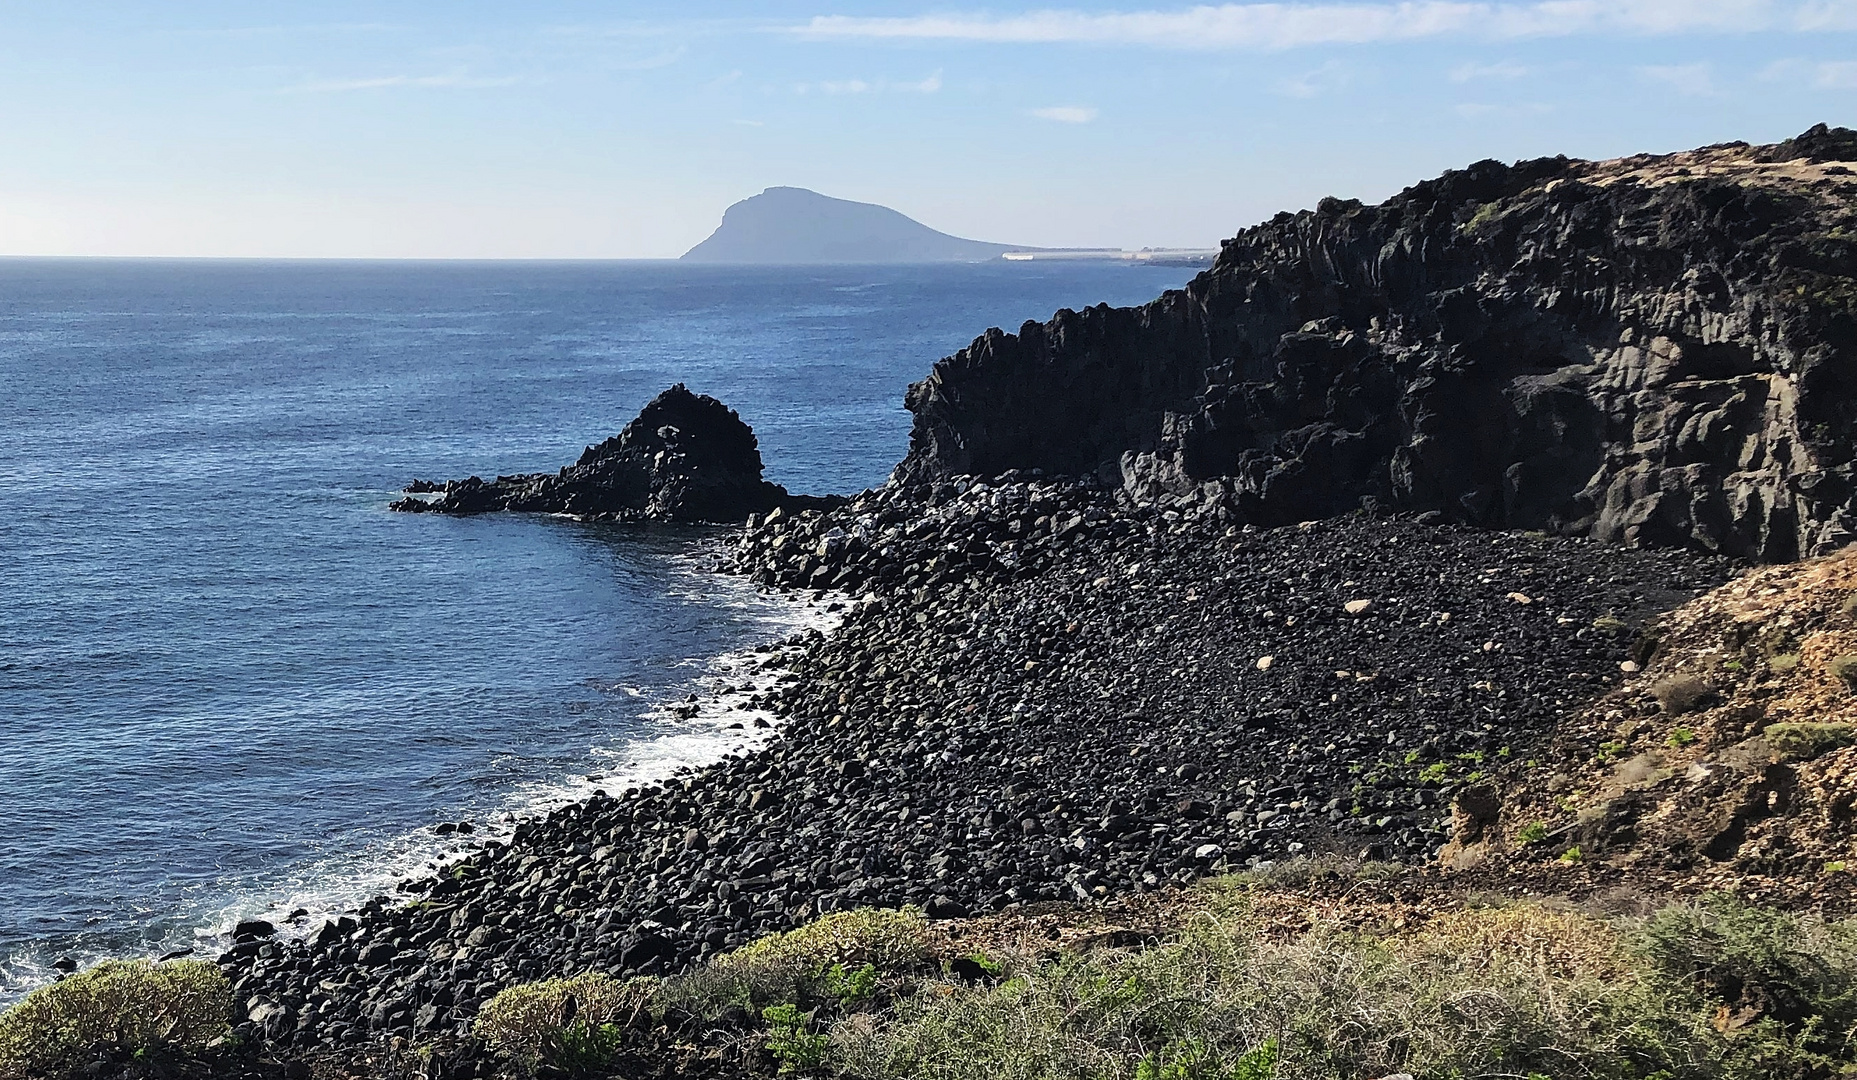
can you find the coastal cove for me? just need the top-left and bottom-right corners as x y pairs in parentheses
(0, 258), (1194, 1004)
(11, 128), (1857, 1080)
(192, 130), (1857, 1080)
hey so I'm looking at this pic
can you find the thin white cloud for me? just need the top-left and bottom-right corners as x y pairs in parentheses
(795, 1), (1828, 51)
(1031, 105), (1099, 122)
(291, 73), (522, 93)
(1796, 0), (1857, 28)
(1810, 59), (1857, 85)
(802, 71), (943, 95)
(541, 18), (771, 38)
(1276, 59), (1351, 96)
(1638, 62), (1719, 96)
(614, 47), (687, 71)
(207, 22), (405, 37)
(1455, 101), (1554, 117)
(1450, 59), (1530, 81)
(1764, 56), (1857, 85)
(1812, 60), (1857, 85)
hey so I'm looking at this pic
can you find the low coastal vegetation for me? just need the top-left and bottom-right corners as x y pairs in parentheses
(0, 960), (230, 1079)
(8, 885), (1856, 1078)
(463, 875), (1857, 1080)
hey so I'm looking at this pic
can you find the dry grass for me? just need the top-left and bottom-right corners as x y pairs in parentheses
(817, 886), (1857, 1080)
(827, 890), (1702, 1080)
(468, 875), (1857, 1080)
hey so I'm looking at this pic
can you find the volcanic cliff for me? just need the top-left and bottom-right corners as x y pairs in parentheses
(896, 125), (1857, 562)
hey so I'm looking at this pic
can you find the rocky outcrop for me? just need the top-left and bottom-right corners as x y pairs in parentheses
(1441, 543), (1857, 905)
(392, 385), (836, 523)
(897, 126), (1857, 562)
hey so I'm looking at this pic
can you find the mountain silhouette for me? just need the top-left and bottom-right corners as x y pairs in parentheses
(680, 187), (1029, 264)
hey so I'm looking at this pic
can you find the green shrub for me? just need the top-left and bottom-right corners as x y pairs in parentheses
(823, 963), (879, 1006)
(0, 960), (231, 1078)
(722, 908), (931, 980)
(1593, 614), (1630, 637)
(763, 1003), (829, 1074)
(551, 1020), (626, 1076)
(1765, 722), (1856, 762)
(1464, 202), (1503, 233)
(1668, 727), (1699, 748)
(1830, 655), (1857, 690)
(1135, 1036), (1279, 1080)
(1515, 821), (1549, 846)
(665, 908), (933, 1016)
(1230, 1040), (1279, 1080)
(474, 972), (653, 1075)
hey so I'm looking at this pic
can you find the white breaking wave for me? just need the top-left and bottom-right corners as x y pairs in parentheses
(0, 552), (842, 1004)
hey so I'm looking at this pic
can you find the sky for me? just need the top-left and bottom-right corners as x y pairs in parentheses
(0, 0), (1853, 258)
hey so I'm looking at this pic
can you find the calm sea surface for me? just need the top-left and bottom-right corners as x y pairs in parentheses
(0, 258), (1192, 999)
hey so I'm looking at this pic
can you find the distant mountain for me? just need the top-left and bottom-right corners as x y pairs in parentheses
(680, 187), (1028, 264)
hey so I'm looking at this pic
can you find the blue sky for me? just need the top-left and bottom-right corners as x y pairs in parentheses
(1, 1), (1852, 257)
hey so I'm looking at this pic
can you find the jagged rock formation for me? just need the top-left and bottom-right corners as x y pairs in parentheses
(897, 125), (1857, 561)
(391, 385), (834, 523)
(681, 186), (1029, 264)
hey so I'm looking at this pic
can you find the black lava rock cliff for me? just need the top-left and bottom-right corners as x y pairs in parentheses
(392, 384), (834, 523)
(897, 125), (1857, 561)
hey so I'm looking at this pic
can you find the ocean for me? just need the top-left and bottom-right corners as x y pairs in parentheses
(0, 257), (1193, 1001)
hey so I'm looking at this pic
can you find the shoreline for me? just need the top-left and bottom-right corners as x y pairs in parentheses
(0, 541), (838, 1011)
(208, 479), (1736, 1074)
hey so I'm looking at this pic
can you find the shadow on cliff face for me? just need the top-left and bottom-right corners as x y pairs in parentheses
(896, 125), (1857, 562)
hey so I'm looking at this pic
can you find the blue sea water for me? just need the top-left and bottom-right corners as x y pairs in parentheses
(0, 258), (1192, 1000)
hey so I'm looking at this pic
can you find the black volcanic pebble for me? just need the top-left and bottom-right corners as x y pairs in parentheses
(221, 478), (1734, 1067)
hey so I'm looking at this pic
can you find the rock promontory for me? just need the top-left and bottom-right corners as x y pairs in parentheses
(896, 125), (1857, 562)
(391, 385), (835, 523)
